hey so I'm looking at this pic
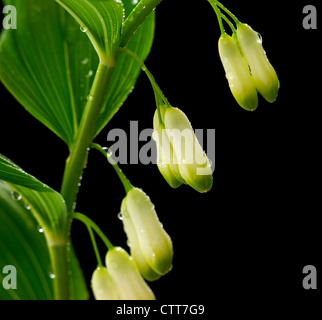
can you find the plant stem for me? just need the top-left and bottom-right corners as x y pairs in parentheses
(48, 241), (70, 300)
(87, 225), (103, 268)
(61, 63), (115, 213)
(208, 0), (225, 34)
(214, 0), (240, 25)
(121, 0), (164, 47)
(91, 143), (133, 194)
(118, 47), (170, 124)
(72, 212), (114, 250)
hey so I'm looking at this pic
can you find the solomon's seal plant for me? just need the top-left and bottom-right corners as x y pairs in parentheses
(0, 0), (280, 300)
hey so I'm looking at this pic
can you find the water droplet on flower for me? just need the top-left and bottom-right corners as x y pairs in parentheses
(80, 26), (87, 33)
(11, 191), (22, 201)
(38, 227), (44, 233)
(127, 240), (131, 247)
(87, 95), (93, 101)
(24, 203), (31, 210)
(257, 33), (262, 44)
(117, 212), (123, 220)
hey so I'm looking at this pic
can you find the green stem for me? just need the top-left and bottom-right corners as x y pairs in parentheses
(214, 0), (240, 25)
(47, 241), (70, 300)
(118, 47), (170, 124)
(121, 0), (164, 47)
(90, 143), (133, 194)
(221, 14), (236, 34)
(72, 212), (114, 250)
(60, 63), (115, 212)
(87, 225), (103, 268)
(208, 0), (225, 34)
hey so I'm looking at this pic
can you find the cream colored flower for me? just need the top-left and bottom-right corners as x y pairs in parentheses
(91, 267), (120, 300)
(153, 106), (213, 193)
(121, 187), (173, 281)
(218, 33), (258, 110)
(236, 23), (279, 103)
(105, 247), (155, 300)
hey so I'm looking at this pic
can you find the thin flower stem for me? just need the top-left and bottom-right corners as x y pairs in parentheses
(221, 14), (236, 34)
(86, 225), (103, 268)
(90, 143), (133, 194)
(214, 0), (240, 25)
(209, 1), (225, 34)
(118, 47), (170, 124)
(72, 212), (114, 251)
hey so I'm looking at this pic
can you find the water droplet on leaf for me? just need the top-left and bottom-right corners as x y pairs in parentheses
(86, 70), (93, 78)
(11, 191), (22, 201)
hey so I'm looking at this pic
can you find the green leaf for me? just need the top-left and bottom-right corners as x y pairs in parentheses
(0, 153), (67, 241)
(56, 0), (124, 66)
(0, 0), (98, 146)
(0, 154), (49, 192)
(0, 182), (88, 300)
(0, 182), (53, 300)
(0, 0), (155, 147)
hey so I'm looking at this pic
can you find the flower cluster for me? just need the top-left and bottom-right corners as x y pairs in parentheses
(91, 187), (173, 299)
(90, 1), (281, 299)
(218, 23), (279, 110)
(92, 247), (155, 300)
(153, 105), (213, 193)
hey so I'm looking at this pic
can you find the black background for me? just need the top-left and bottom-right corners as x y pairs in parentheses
(0, 0), (321, 312)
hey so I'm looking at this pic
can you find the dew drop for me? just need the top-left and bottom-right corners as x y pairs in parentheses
(82, 58), (89, 65)
(127, 239), (131, 247)
(49, 272), (56, 279)
(24, 203), (31, 210)
(86, 70), (93, 78)
(87, 95), (93, 101)
(257, 33), (262, 44)
(80, 26), (87, 33)
(11, 191), (22, 201)
(38, 227), (44, 233)
(117, 212), (123, 220)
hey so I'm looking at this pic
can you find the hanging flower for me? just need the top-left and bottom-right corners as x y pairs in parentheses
(218, 33), (258, 110)
(105, 247), (156, 300)
(91, 267), (120, 300)
(236, 23), (280, 103)
(153, 107), (184, 189)
(121, 187), (173, 281)
(153, 105), (213, 193)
